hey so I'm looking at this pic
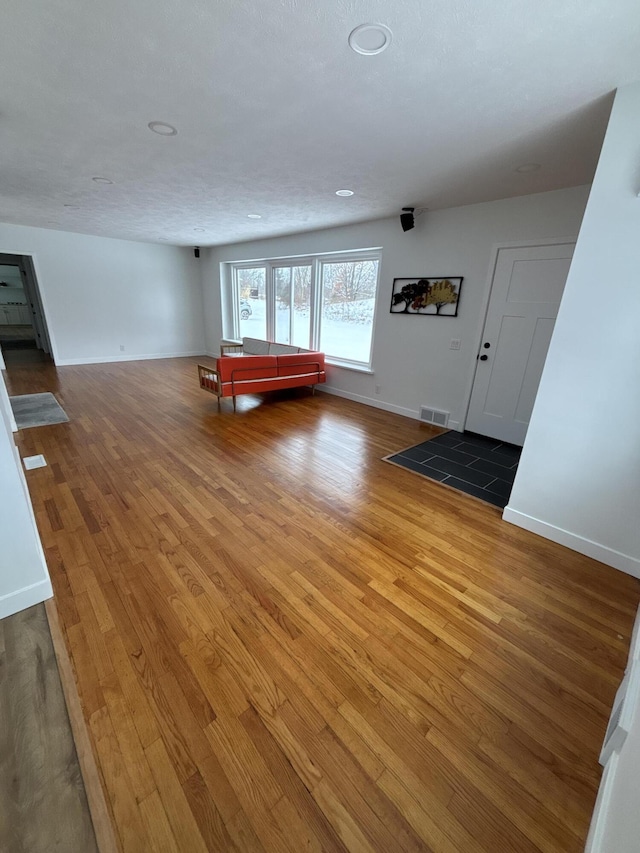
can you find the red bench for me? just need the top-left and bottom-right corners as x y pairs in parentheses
(198, 351), (326, 410)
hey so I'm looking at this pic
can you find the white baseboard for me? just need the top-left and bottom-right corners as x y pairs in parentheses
(194, 354), (461, 428)
(55, 350), (205, 366)
(584, 751), (618, 853)
(0, 578), (53, 620)
(503, 507), (640, 579)
(316, 385), (462, 429)
(318, 385), (419, 420)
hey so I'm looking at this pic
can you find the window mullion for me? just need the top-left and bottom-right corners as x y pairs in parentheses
(266, 262), (275, 341)
(289, 267), (294, 345)
(309, 258), (319, 350)
(232, 266), (240, 338)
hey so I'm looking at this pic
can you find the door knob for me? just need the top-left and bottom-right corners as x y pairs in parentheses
(479, 354), (488, 361)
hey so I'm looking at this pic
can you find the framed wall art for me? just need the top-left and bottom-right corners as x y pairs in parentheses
(390, 277), (463, 316)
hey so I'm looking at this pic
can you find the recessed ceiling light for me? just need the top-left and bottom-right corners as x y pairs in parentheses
(193, 227), (205, 232)
(348, 23), (393, 55)
(247, 214), (262, 219)
(92, 176), (113, 184)
(336, 189), (354, 197)
(515, 163), (541, 173)
(148, 121), (178, 136)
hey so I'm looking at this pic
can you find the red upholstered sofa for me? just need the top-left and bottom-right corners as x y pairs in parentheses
(197, 346), (326, 410)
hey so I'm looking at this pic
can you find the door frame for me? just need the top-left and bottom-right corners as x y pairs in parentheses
(460, 236), (578, 437)
(20, 256), (52, 356)
(0, 249), (59, 364)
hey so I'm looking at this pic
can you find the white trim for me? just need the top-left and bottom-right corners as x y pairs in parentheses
(197, 369), (463, 430)
(229, 246), (383, 266)
(0, 366), (18, 432)
(55, 350), (205, 366)
(502, 507), (640, 579)
(0, 250), (62, 365)
(584, 751), (619, 853)
(460, 235), (579, 433)
(318, 385), (418, 420)
(326, 359), (374, 374)
(0, 578), (53, 620)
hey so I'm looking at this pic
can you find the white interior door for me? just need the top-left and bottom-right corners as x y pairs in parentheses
(466, 242), (574, 446)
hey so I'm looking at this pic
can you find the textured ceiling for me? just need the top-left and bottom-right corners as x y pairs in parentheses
(1, 0), (639, 246)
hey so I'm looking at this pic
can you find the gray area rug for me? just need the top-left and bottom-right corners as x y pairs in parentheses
(9, 393), (69, 429)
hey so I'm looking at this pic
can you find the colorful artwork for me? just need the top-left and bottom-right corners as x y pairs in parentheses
(390, 277), (463, 316)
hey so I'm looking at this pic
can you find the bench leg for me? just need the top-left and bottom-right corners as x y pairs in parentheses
(233, 396), (237, 412)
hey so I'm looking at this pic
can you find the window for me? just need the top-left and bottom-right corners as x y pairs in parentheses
(319, 259), (378, 364)
(228, 250), (380, 368)
(234, 266), (266, 340)
(274, 264), (312, 348)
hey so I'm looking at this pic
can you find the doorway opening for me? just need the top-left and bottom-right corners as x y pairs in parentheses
(0, 253), (53, 366)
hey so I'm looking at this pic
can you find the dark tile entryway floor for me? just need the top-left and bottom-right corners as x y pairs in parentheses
(385, 431), (522, 509)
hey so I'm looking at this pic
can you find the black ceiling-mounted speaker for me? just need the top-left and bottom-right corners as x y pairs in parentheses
(400, 207), (415, 232)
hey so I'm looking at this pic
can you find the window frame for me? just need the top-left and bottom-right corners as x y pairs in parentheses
(271, 261), (314, 349)
(227, 248), (381, 370)
(232, 263), (267, 341)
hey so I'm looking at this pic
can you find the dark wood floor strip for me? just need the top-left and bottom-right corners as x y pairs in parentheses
(45, 598), (120, 853)
(0, 604), (99, 853)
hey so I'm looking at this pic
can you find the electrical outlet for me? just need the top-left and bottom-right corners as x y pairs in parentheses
(375, 384), (381, 394)
(449, 339), (461, 350)
(119, 344), (125, 352)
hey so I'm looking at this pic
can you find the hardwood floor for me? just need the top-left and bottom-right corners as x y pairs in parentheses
(0, 604), (98, 853)
(6, 355), (639, 852)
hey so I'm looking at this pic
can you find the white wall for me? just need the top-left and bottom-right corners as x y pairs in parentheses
(0, 223), (205, 364)
(505, 84), (640, 579)
(202, 185), (589, 427)
(585, 604), (640, 853)
(0, 370), (53, 617)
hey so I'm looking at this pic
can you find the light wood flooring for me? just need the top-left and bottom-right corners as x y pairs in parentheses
(7, 355), (640, 852)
